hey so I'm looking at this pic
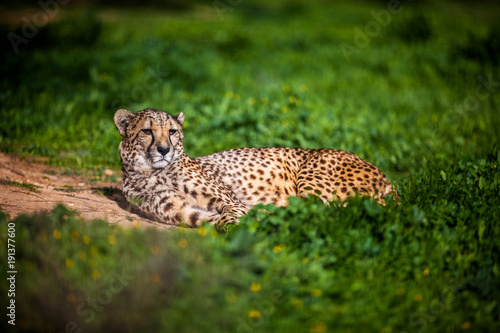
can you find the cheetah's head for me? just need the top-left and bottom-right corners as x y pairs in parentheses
(114, 108), (185, 172)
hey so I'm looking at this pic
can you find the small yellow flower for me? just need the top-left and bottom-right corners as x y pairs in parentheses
(311, 288), (322, 297)
(25, 261), (34, 270)
(225, 91), (234, 99)
(273, 243), (286, 253)
(397, 288), (406, 296)
(183, 121), (189, 128)
(178, 239), (188, 248)
(39, 231), (47, 241)
(261, 97), (269, 105)
(91, 269), (101, 280)
(53, 229), (62, 239)
(78, 251), (87, 261)
(281, 106), (288, 113)
(300, 84), (308, 92)
(65, 258), (74, 269)
(250, 282), (261, 292)
(210, 230), (218, 238)
(281, 120), (288, 127)
(70, 231), (79, 241)
(333, 305), (345, 313)
(90, 246), (99, 257)
(414, 293), (423, 302)
(151, 273), (160, 283)
(310, 322), (327, 333)
(83, 235), (91, 245)
(108, 235), (116, 245)
(423, 268), (430, 276)
(150, 246), (160, 255)
(461, 321), (471, 330)
(291, 298), (303, 308)
(88, 258), (97, 267)
(302, 258), (309, 264)
(198, 226), (207, 237)
(226, 293), (238, 303)
(289, 96), (297, 103)
(248, 97), (256, 105)
(282, 85), (291, 94)
(248, 309), (261, 319)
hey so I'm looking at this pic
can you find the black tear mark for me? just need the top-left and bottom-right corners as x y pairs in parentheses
(147, 128), (155, 154)
(131, 132), (140, 143)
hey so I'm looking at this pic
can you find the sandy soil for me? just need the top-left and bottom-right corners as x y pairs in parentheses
(0, 152), (173, 229)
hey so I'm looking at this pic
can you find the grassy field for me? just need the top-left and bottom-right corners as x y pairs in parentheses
(1, 0), (500, 332)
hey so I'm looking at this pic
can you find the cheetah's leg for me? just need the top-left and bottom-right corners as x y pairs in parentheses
(179, 202), (249, 228)
(213, 203), (249, 229)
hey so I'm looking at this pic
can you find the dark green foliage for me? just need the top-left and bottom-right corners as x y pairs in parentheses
(453, 27), (500, 66)
(1, 1), (500, 332)
(392, 13), (433, 43)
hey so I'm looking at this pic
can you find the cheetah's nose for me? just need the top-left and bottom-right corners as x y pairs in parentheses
(157, 146), (170, 156)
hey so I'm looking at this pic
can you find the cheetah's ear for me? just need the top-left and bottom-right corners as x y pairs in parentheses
(175, 112), (185, 126)
(114, 109), (135, 137)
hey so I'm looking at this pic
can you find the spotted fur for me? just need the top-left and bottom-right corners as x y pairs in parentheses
(115, 108), (248, 227)
(115, 108), (398, 227)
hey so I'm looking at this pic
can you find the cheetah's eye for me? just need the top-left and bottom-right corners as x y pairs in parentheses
(142, 129), (153, 135)
(169, 129), (177, 135)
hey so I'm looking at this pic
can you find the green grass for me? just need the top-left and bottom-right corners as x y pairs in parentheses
(1, 0), (499, 332)
(0, 177), (42, 193)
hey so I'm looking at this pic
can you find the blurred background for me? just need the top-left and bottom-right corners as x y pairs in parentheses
(1, 0), (498, 178)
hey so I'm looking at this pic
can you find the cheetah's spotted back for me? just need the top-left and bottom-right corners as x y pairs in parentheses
(196, 147), (397, 207)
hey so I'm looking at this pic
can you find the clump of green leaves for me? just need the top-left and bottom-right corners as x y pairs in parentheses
(0, 177), (42, 193)
(2, 149), (499, 333)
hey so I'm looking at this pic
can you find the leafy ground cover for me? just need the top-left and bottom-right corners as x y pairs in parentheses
(1, 0), (499, 332)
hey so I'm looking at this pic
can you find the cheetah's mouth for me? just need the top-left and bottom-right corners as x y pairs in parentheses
(152, 159), (168, 169)
(150, 155), (170, 169)
(150, 151), (174, 169)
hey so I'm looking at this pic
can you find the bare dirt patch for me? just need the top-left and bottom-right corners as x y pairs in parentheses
(0, 152), (173, 229)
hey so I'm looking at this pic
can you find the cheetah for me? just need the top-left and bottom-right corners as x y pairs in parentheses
(114, 108), (397, 227)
